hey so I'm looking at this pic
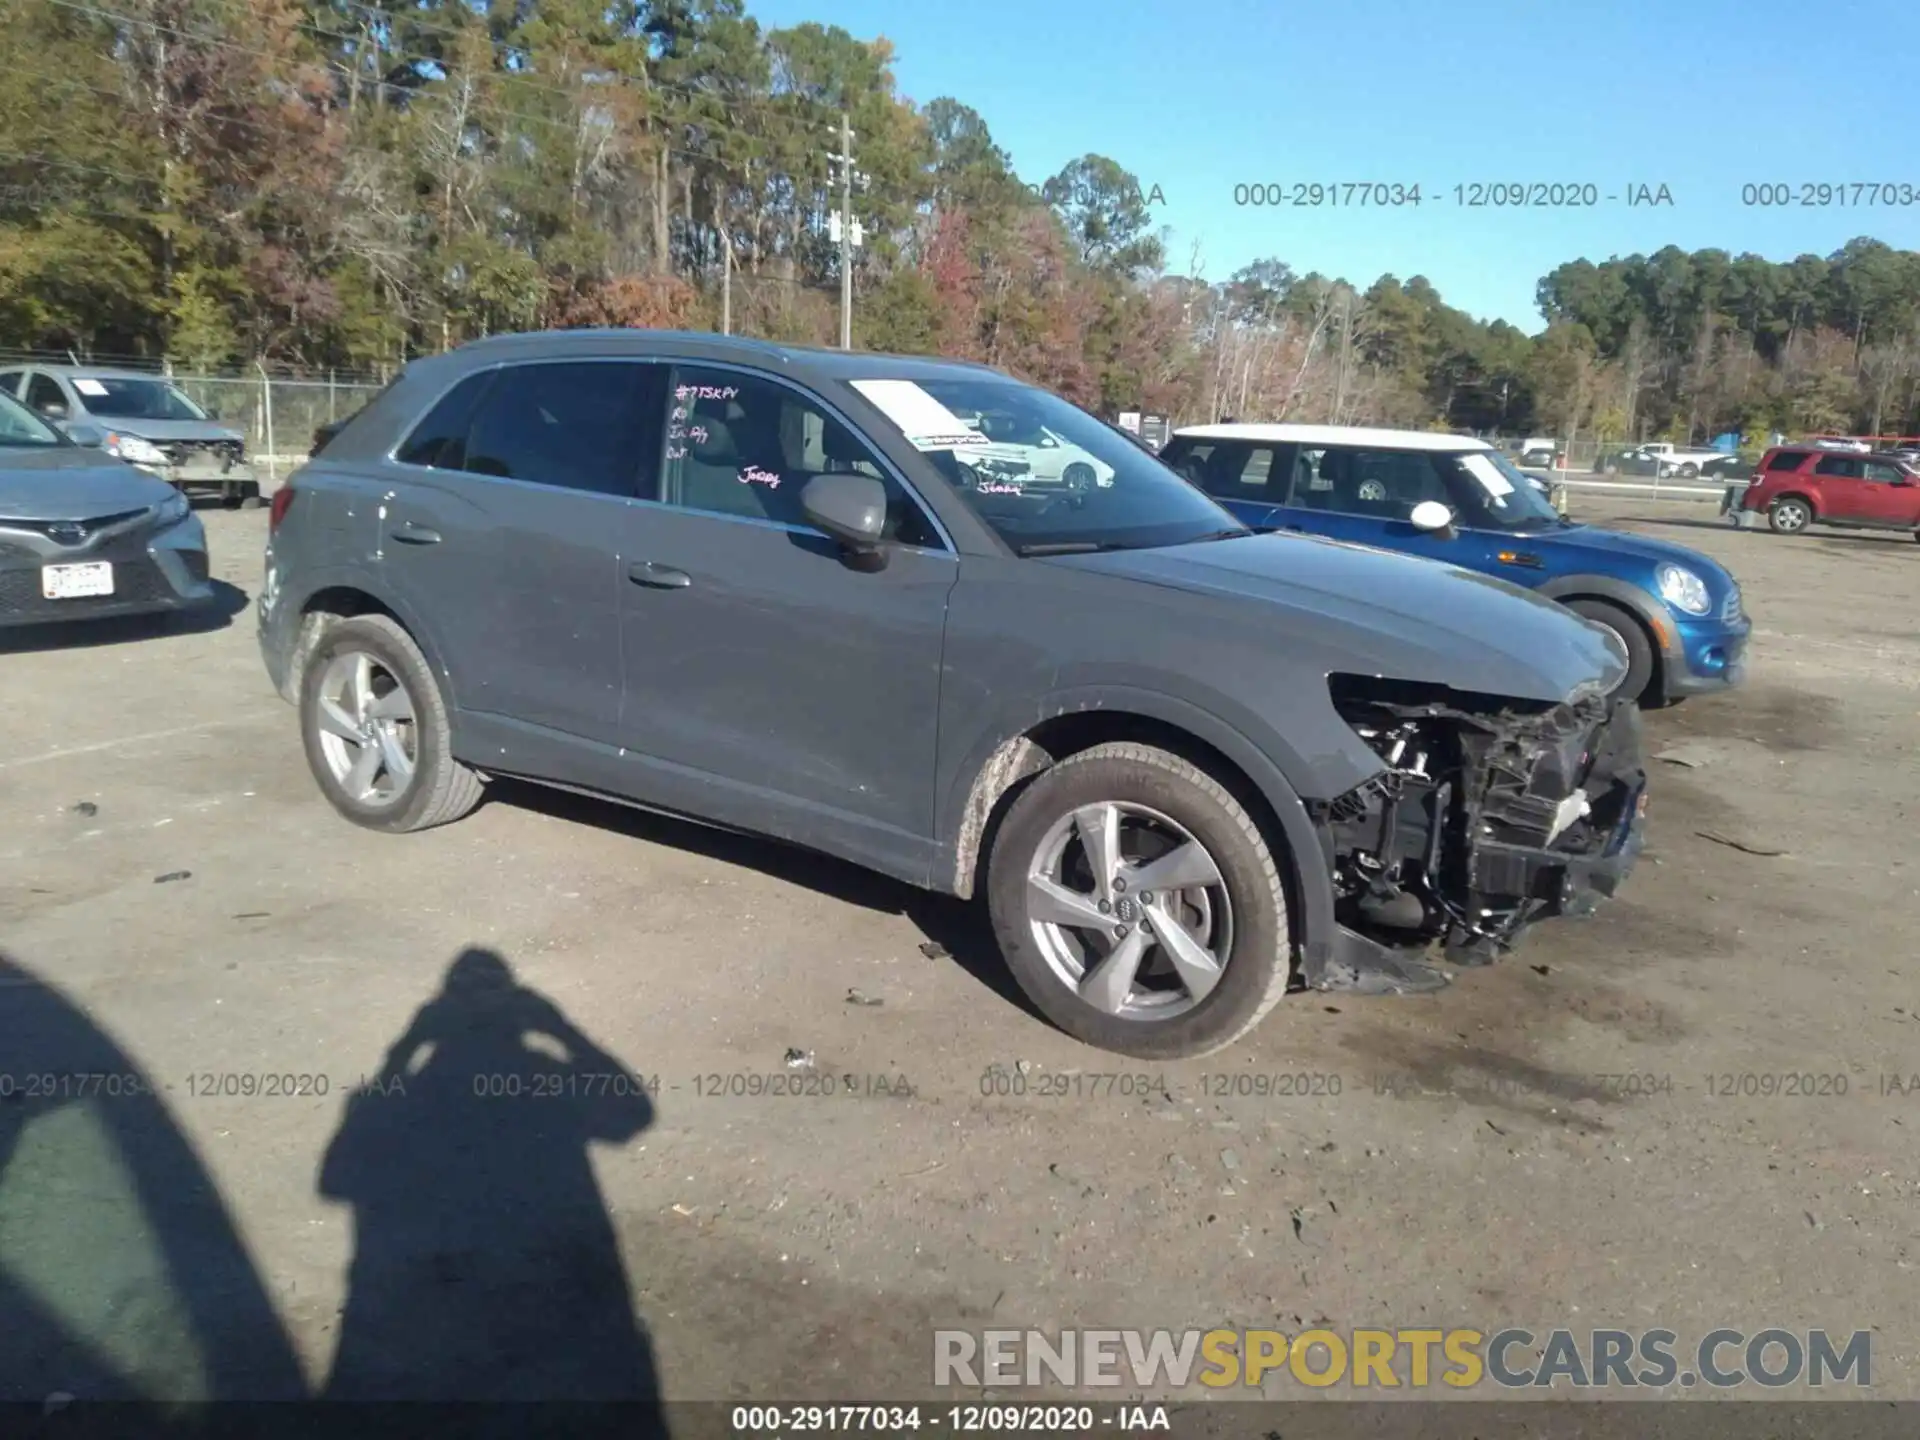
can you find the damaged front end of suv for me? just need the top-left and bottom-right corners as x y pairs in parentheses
(1305, 675), (1650, 994)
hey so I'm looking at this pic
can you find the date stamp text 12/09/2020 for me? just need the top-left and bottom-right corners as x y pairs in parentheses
(1231, 182), (1676, 208)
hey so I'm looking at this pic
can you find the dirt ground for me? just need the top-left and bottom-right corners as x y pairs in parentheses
(1, 491), (1915, 1410)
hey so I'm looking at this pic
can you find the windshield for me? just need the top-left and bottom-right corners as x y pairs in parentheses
(1445, 450), (1564, 529)
(71, 377), (208, 421)
(0, 390), (67, 447)
(849, 377), (1242, 553)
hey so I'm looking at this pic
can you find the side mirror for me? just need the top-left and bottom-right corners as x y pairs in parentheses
(66, 422), (105, 448)
(1409, 500), (1456, 534)
(801, 472), (888, 556)
(38, 400), (68, 420)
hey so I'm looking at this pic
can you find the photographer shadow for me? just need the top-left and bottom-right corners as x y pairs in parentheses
(319, 947), (664, 1419)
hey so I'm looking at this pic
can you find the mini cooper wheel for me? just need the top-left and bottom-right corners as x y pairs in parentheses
(298, 614), (482, 833)
(1566, 599), (1656, 705)
(1768, 496), (1812, 534)
(985, 743), (1291, 1059)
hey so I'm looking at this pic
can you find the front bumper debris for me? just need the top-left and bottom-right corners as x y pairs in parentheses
(1302, 678), (1648, 991)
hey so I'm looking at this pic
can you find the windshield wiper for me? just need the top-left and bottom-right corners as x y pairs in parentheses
(1183, 528), (1257, 544)
(1014, 540), (1120, 555)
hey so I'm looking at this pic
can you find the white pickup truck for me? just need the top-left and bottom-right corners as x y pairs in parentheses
(1636, 442), (1725, 478)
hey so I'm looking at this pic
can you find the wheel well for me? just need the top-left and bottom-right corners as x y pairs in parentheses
(951, 711), (1302, 930)
(1771, 490), (1817, 517)
(280, 586), (408, 702)
(1561, 594), (1664, 695)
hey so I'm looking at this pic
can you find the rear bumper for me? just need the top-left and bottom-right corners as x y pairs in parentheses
(0, 515), (213, 628)
(256, 546), (300, 699)
(158, 460), (258, 494)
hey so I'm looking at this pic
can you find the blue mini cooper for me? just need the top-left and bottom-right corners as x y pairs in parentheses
(1158, 424), (1750, 706)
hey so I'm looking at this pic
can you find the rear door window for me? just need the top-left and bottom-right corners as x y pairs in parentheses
(1814, 456), (1864, 478)
(462, 362), (663, 497)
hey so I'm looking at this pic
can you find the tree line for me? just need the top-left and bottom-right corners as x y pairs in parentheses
(3, 0), (1918, 442)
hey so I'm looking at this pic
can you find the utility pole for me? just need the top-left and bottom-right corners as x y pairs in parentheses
(826, 112), (856, 350)
(721, 225), (733, 336)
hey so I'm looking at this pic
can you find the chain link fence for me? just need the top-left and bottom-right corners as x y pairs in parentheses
(166, 375), (387, 480)
(0, 352), (389, 480)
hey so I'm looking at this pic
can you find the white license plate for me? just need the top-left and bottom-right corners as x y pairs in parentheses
(42, 561), (115, 599)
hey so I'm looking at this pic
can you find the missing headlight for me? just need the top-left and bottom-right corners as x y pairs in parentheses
(1318, 676), (1644, 966)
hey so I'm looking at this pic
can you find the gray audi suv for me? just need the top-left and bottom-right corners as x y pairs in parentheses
(258, 331), (1649, 1058)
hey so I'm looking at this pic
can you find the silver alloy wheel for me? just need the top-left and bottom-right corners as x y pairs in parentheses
(312, 649), (419, 808)
(1772, 499), (1810, 532)
(1025, 801), (1233, 1021)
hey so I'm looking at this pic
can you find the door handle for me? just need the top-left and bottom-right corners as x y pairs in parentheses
(629, 561), (691, 589)
(391, 522), (442, 545)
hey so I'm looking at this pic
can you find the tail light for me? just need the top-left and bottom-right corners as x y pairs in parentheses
(268, 483), (296, 534)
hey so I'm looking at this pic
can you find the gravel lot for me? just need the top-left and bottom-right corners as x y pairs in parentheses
(2, 493), (1916, 1411)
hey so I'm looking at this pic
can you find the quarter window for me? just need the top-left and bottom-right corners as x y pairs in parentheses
(395, 372), (493, 470)
(1765, 451), (1809, 472)
(1169, 441), (1282, 499)
(662, 365), (939, 547)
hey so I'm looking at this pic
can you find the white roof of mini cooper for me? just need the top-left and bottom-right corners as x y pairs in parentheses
(1170, 423), (1494, 452)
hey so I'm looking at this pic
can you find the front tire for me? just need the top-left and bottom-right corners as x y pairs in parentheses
(985, 743), (1292, 1059)
(1768, 496), (1812, 534)
(298, 613), (482, 833)
(1567, 599), (1656, 706)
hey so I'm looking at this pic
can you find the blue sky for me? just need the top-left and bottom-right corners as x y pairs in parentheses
(751, 0), (1920, 332)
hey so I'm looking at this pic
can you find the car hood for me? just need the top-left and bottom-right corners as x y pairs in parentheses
(82, 417), (245, 445)
(1533, 522), (1737, 584)
(1053, 532), (1627, 704)
(0, 446), (178, 519)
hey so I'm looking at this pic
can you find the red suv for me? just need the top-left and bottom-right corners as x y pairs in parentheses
(1738, 446), (1920, 538)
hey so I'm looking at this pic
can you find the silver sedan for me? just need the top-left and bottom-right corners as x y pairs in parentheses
(0, 390), (214, 628)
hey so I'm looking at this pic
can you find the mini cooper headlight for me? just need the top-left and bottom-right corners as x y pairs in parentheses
(1656, 563), (1712, 617)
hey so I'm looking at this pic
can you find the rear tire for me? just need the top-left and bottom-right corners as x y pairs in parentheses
(298, 614), (482, 833)
(985, 742), (1292, 1060)
(1567, 599), (1656, 706)
(1768, 496), (1812, 534)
